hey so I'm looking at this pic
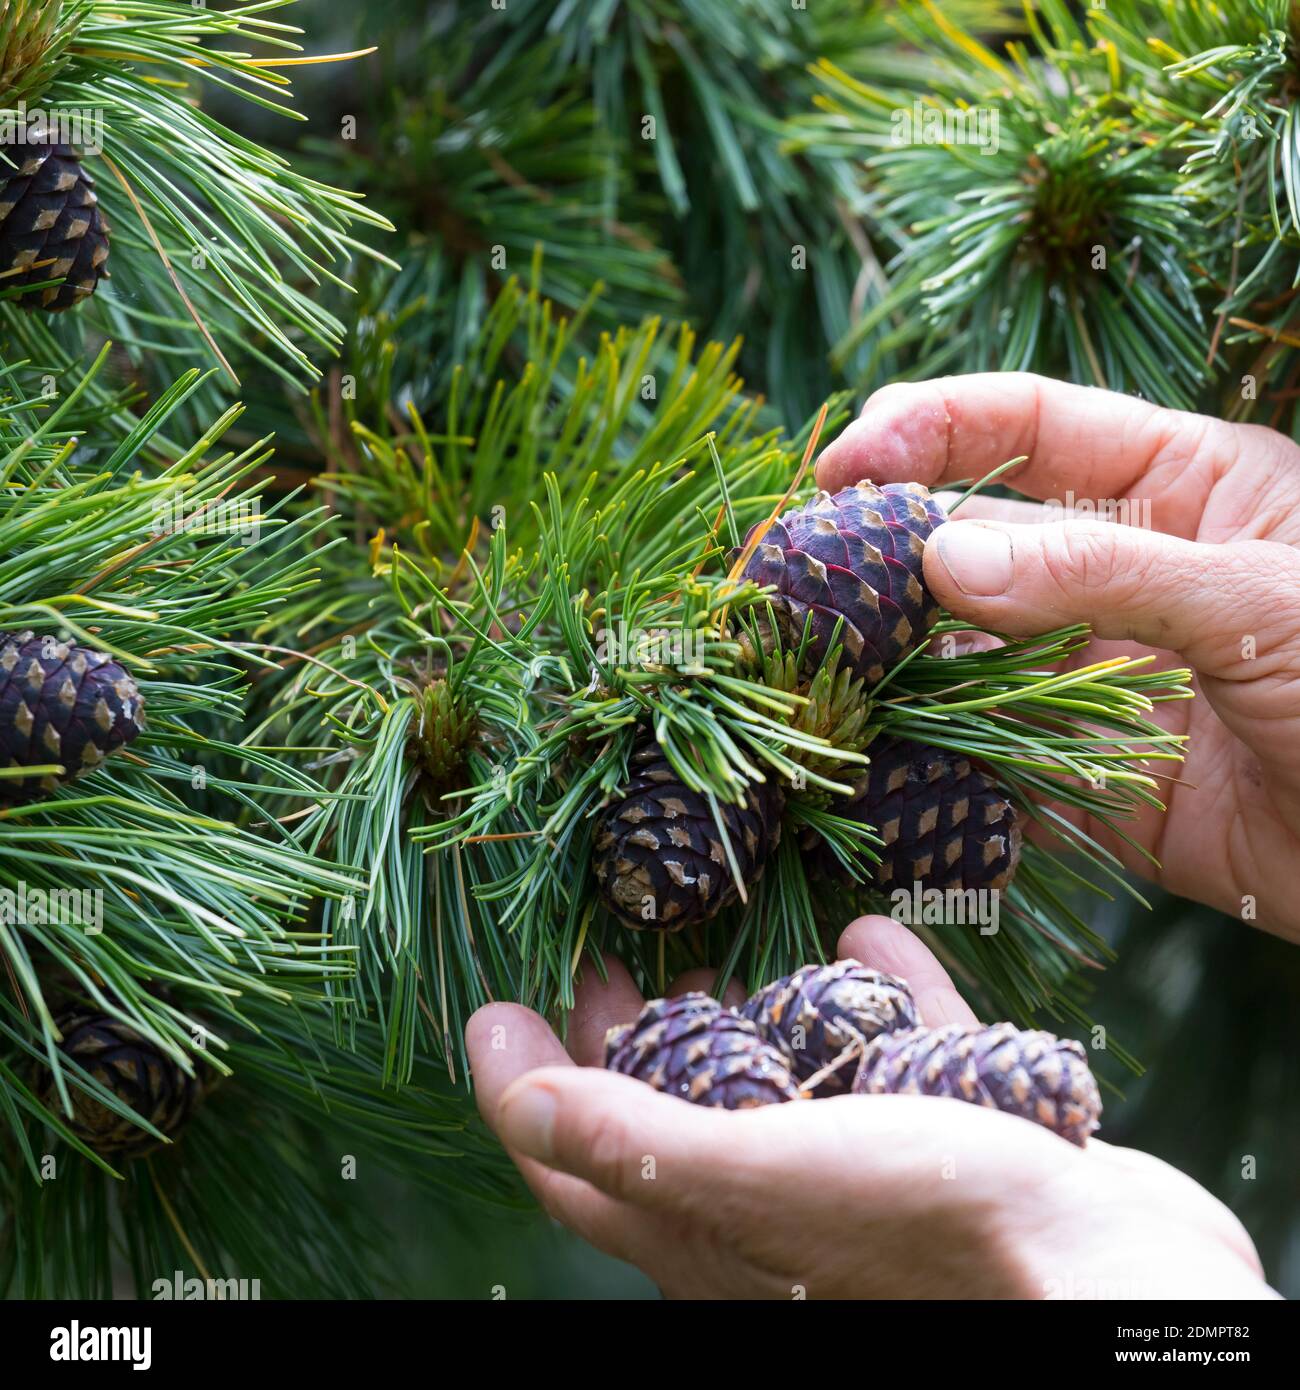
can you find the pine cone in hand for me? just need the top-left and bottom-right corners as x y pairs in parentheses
(0, 142), (109, 310)
(732, 482), (946, 683)
(0, 631), (144, 806)
(38, 1010), (205, 1157)
(592, 737), (783, 930)
(605, 993), (800, 1109)
(853, 1022), (1101, 1146)
(741, 960), (919, 1096)
(832, 736), (1021, 894)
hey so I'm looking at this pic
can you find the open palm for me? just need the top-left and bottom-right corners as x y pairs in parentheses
(468, 917), (1271, 1299)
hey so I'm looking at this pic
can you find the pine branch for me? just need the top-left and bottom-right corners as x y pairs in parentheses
(0, 353), (365, 1155)
(254, 274), (1191, 1094)
(1, 0), (394, 406)
(1092, 0), (1300, 426)
(792, 6), (1210, 406)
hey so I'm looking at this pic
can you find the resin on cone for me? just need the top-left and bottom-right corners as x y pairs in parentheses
(592, 736), (782, 930)
(854, 1022), (1101, 1146)
(0, 141), (110, 310)
(605, 993), (800, 1108)
(733, 481), (946, 683)
(835, 736), (1021, 894)
(0, 631), (144, 806)
(741, 960), (918, 1095)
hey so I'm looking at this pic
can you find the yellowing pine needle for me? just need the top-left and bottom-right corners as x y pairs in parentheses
(809, 58), (895, 108)
(244, 48), (377, 68)
(919, 0), (1012, 82)
(150, 1161), (214, 1279)
(177, 47), (376, 70)
(445, 515), (482, 591)
(1229, 317), (1300, 349)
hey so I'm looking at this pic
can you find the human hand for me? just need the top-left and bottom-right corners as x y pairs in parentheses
(816, 373), (1300, 942)
(466, 915), (1272, 1300)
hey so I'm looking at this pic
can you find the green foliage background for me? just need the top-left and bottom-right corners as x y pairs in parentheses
(3, 0), (1299, 1299)
(256, 0), (1296, 1297)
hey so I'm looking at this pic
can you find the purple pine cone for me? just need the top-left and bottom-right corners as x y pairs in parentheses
(605, 993), (800, 1109)
(741, 960), (918, 1096)
(832, 736), (1022, 894)
(592, 735), (782, 931)
(732, 481), (946, 682)
(853, 1022), (1102, 1146)
(0, 630), (145, 805)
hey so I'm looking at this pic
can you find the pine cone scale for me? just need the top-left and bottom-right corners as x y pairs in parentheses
(0, 142), (109, 310)
(854, 1022), (1101, 1146)
(733, 482), (946, 682)
(0, 631), (145, 805)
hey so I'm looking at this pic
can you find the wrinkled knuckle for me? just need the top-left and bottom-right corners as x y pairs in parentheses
(1226, 419), (1300, 479)
(1144, 406), (1228, 475)
(1148, 403), (1211, 452)
(1038, 521), (1125, 596)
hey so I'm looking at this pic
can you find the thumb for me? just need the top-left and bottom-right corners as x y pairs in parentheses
(495, 1065), (744, 1211)
(924, 518), (1300, 679)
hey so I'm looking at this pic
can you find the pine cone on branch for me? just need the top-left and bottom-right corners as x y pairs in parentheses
(0, 141), (110, 311)
(0, 631), (144, 806)
(830, 736), (1021, 895)
(732, 481), (946, 683)
(853, 1022), (1101, 1146)
(592, 736), (783, 930)
(37, 1010), (206, 1157)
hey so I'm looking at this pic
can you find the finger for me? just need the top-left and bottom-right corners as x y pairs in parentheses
(924, 628), (1004, 658)
(923, 518), (1300, 684)
(934, 489), (1142, 663)
(521, 1166), (662, 1268)
(467, 1003), (575, 1128)
(567, 953), (646, 1067)
(934, 492), (1051, 526)
(465, 1005), (579, 1200)
(815, 374), (1295, 540)
(667, 968), (748, 1008)
(466, 1004), (648, 1260)
(837, 914), (980, 1027)
(496, 1064), (1077, 1226)
(495, 1065), (748, 1214)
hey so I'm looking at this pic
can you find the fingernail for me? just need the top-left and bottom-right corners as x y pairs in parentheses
(934, 522), (1014, 596)
(499, 1081), (557, 1161)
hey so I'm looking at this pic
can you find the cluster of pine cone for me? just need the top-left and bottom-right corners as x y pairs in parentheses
(592, 482), (1021, 930)
(605, 960), (1101, 1146)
